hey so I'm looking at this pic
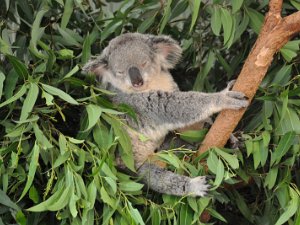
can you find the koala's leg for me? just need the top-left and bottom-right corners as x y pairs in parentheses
(137, 162), (209, 197)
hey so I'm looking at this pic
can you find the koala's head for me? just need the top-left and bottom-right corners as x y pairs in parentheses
(83, 33), (182, 93)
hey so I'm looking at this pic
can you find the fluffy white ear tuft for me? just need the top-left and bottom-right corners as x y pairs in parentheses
(147, 35), (182, 69)
(82, 56), (107, 73)
(82, 55), (109, 79)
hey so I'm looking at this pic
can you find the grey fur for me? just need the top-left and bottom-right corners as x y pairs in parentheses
(83, 33), (249, 197)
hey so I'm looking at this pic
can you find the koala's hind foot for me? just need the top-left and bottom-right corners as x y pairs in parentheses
(188, 176), (210, 197)
(138, 163), (209, 197)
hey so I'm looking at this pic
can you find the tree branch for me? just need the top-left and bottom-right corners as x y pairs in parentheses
(198, 1), (300, 154)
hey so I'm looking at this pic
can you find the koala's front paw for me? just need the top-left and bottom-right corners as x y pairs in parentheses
(186, 176), (210, 197)
(221, 80), (249, 109)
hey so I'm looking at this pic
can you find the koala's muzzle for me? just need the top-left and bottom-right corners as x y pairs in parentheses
(128, 67), (144, 87)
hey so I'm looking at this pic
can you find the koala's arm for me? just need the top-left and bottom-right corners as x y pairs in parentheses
(113, 83), (248, 133)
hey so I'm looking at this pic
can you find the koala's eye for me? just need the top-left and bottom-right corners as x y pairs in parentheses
(141, 61), (148, 68)
(116, 71), (124, 76)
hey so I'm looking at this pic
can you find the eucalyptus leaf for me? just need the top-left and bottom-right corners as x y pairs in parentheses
(41, 83), (79, 105)
(0, 71), (5, 101)
(20, 82), (39, 121)
(19, 142), (40, 200)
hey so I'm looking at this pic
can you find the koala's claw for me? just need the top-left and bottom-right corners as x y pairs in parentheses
(226, 80), (236, 90)
(227, 90), (246, 99)
(220, 80), (249, 109)
(186, 176), (210, 197)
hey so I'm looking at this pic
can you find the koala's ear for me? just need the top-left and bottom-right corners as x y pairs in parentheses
(82, 56), (109, 77)
(147, 35), (182, 69)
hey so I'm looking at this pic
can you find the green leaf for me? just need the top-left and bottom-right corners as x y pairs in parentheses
(33, 122), (53, 149)
(245, 7), (263, 34)
(275, 187), (299, 225)
(74, 173), (88, 199)
(158, 152), (180, 168)
(20, 82), (39, 121)
(233, 190), (254, 222)
(27, 184), (71, 212)
(128, 202), (145, 225)
(271, 131), (295, 165)
(101, 163), (117, 180)
(4, 69), (19, 100)
(47, 185), (73, 211)
(103, 115), (135, 171)
(291, 0), (300, 10)
(57, 26), (81, 47)
(61, 0), (73, 29)
(179, 129), (207, 143)
(159, 0), (172, 34)
(0, 36), (12, 55)
(19, 142), (40, 200)
(57, 49), (74, 59)
(260, 138), (269, 167)
(231, 0), (244, 13)
(253, 141), (261, 169)
(179, 203), (193, 225)
(87, 180), (97, 208)
(6, 55), (29, 79)
(59, 134), (67, 154)
(41, 90), (54, 106)
(29, 7), (48, 59)
(93, 122), (113, 151)
(189, 0), (201, 33)
(213, 158), (224, 187)
(100, 187), (116, 208)
(85, 104), (102, 131)
(82, 34), (91, 64)
(27, 186), (64, 212)
(187, 197), (198, 213)
(100, 19), (123, 42)
(104, 177), (117, 194)
(193, 50), (216, 91)
(211, 6), (222, 36)
(272, 65), (292, 85)
(137, 16), (156, 33)
(41, 83), (79, 105)
(0, 84), (27, 108)
(15, 211), (26, 225)
(119, 181), (144, 192)
(69, 193), (79, 218)
(29, 185), (40, 204)
(207, 151), (218, 174)
(52, 151), (70, 169)
(264, 166), (278, 189)
(220, 8), (233, 45)
(150, 205), (161, 225)
(0, 189), (21, 211)
(0, 71), (5, 101)
(280, 48), (298, 62)
(214, 148), (239, 169)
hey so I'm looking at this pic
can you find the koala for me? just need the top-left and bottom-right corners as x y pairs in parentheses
(83, 33), (249, 197)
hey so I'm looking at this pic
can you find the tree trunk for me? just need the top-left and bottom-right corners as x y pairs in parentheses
(198, 0), (300, 155)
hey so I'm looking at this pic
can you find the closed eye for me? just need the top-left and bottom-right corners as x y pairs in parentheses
(116, 71), (124, 76)
(141, 61), (148, 68)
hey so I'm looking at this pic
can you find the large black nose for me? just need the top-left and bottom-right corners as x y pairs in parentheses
(128, 67), (144, 87)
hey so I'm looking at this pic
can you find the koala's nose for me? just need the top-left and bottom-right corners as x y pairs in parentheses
(128, 66), (144, 87)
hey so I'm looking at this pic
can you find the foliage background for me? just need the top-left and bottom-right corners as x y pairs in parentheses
(0, 0), (300, 224)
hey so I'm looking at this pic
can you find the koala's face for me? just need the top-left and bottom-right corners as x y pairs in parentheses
(107, 40), (156, 90)
(83, 33), (182, 93)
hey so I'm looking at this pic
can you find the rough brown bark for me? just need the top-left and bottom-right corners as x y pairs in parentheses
(198, 0), (300, 154)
